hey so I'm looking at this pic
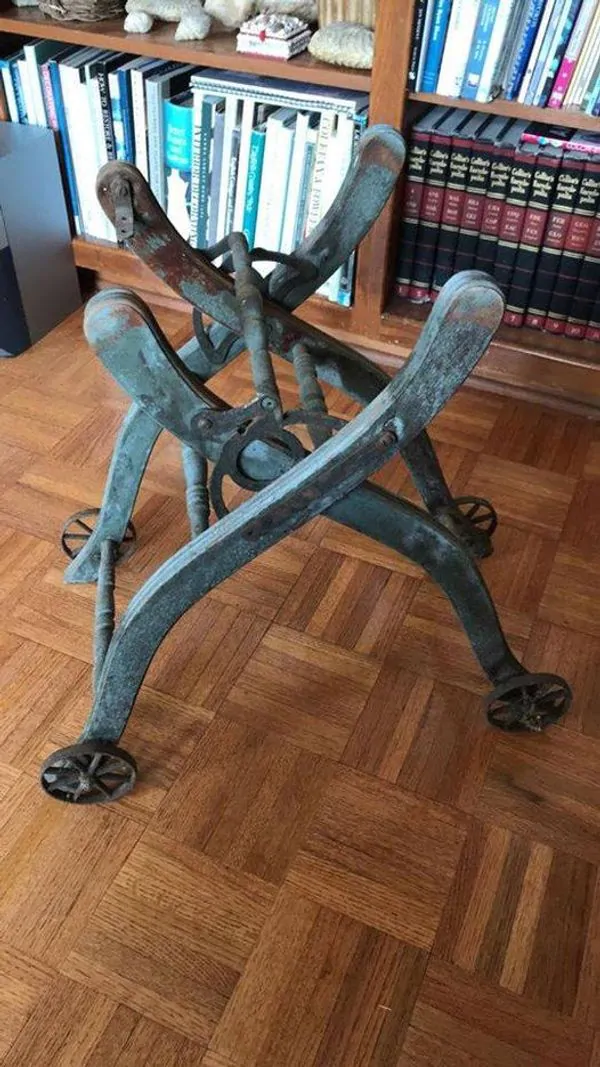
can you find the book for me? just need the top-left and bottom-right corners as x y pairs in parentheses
(47, 47), (81, 234)
(437, 0), (481, 96)
(255, 107), (297, 253)
(582, 50), (600, 112)
(216, 95), (242, 245)
(416, 0), (437, 90)
(130, 58), (165, 180)
(520, 128), (600, 155)
(505, 0), (546, 100)
(524, 0), (564, 105)
(564, 215), (600, 337)
(280, 110), (311, 255)
(564, 2), (600, 107)
(92, 52), (123, 164)
(23, 40), (65, 126)
(410, 108), (466, 300)
(164, 89), (193, 241)
(190, 92), (223, 248)
(207, 98), (226, 247)
(453, 113), (511, 276)
(517, 0), (559, 102)
(305, 109), (335, 239)
(396, 106), (449, 298)
(147, 63), (195, 210)
(322, 111), (355, 300)
(535, 0), (584, 107)
(503, 141), (563, 326)
(85, 51), (114, 237)
(493, 141), (539, 298)
(548, 0), (597, 108)
(432, 110), (495, 292)
(461, 0), (501, 100)
(242, 120), (267, 248)
(191, 69), (369, 119)
(59, 48), (106, 240)
(292, 115), (318, 250)
(528, 144), (598, 329)
(476, 0), (521, 101)
(408, 0), (430, 89)
(473, 119), (528, 276)
(1, 54), (21, 123)
(420, 0), (453, 93)
(233, 97), (258, 233)
(9, 53), (28, 125)
(16, 56), (35, 124)
(224, 121), (242, 237)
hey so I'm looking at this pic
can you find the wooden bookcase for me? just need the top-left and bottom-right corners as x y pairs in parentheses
(1, 0), (599, 411)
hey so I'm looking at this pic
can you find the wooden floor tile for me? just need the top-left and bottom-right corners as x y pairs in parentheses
(525, 621), (600, 734)
(540, 546), (600, 638)
(561, 479), (600, 550)
(463, 454), (576, 540)
(0, 944), (52, 1060)
(221, 625), (380, 758)
(287, 767), (466, 948)
(478, 523), (557, 618)
(62, 832), (276, 1044)
(208, 886), (427, 1067)
(153, 717), (334, 883)
(485, 401), (596, 477)
(398, 959), (593, 1067)
(427, 389), (504, 452)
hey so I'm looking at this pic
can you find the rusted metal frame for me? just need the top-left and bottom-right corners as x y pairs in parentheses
(76, 274), (505, 743)
(228, 231), (281, 413)
(93, 539), (117, 694)
(181, 446), (210, 538)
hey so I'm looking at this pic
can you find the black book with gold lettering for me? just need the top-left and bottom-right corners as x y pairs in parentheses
(493, 141), (539, 299)
(452, 115), (510, 277)
(473, 121), (527, 279)
(395, 106), (449, 298)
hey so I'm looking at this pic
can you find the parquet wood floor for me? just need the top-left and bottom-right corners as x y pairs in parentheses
(1, 306), (600, 1065)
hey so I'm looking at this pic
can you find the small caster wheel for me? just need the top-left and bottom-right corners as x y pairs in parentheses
(437, 496), (498, 560)
(485, 673), (572, 732)
(61, 508), (136, 562)
(40, 742), (137, 804)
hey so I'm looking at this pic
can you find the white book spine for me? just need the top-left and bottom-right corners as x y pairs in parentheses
(437, 0), (481, 96)
(316, 121), (343, 298)
(305, 110), (335, 238)
(416, 0), (437, 91)
(476, 0), (517, 101)
(191, 76), (365, 119)
(271, 118), (296, 252)
(131, 68), (149, 179)
(566, 11), (600, 106)
(59, 65), (97, 238)
(517, 0), (557, 102)
(1, 66), (19, 123)
(280, 111), (310, 255)
(233, 97), (256, 232)
(24, 46), (47, 126)
(216, 96), (240, 244)
(17, 58), (36, 125)
(254, 112), (287, 256)
(87, 73), (112, 242)
(324, 114), (355, 302)
(189, 90), (203, 249)
(532, 0), (571, 105)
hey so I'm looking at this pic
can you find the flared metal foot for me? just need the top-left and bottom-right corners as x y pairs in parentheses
(61, 508), (137, 562)
(40, 741), (137, 804)
(485, 673), (572, 732)
(437, 496), (498, 559)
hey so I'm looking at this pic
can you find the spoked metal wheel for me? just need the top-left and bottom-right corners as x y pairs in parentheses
(40, 742), (137, 804)
(485, 673), (572, 732)
(60, 508), (136, 561)
(437, 496), (498, 559)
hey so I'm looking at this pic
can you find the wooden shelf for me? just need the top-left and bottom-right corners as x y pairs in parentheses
(0, 6), (371, 91)
(409, 91), (600, 132)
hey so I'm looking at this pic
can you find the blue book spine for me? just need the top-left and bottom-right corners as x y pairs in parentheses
(118, 69), (135, 163)
(48, 58), (80, 233)
(505, 0), (546, 99)
(462, 0), (502, 100)
(164, 97), (193, 241)
(525, 0), (562, 104)
(10, 58), (27, 124)
(420, 0), (453, 93)
(242, 126), (266, 248)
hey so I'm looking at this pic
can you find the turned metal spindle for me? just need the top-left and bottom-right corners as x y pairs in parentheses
(182, 445), (210, 537)
(93, 539), (117, 693)
(228, 231), (281, 413)
(291, 342), (331, 446)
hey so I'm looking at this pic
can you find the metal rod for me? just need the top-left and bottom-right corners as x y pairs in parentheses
(228, 231), (281, 413)
(93, 539), (117, 693)
(182, 446), (210, 538)
(291, 342), (328, 415)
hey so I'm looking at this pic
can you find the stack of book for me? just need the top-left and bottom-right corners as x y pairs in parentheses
(396, 106), (600, 339)
(409, 0), (600, 112)
(0, 41), (368, 306)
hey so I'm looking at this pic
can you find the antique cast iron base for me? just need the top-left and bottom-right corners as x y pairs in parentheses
(40, 126), (572, 805)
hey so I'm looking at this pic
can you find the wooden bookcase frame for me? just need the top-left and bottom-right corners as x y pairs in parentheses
(1, 0), (599, 411)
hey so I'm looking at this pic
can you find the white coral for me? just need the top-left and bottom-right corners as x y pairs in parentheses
(204, 0), (254, 27)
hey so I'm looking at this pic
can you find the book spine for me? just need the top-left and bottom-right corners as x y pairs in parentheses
(233, 97), (256, 232)
(190, 72), (367, 119)
(224, 126), (241, 238)
(453, 134), (497, 275)
(409, 128), (453, 301)
(119, 69), (135, 164)
(305, 111), (335, 237)
(292, 130), (317, 250)
(525, 0), (564, 105)
(416, 0), (437, 89)
(493, 146), (538, 297)
(396, 129), (432, 297)
(243, 128), (266, 249)
(326, 113), (355, 301)
(1, 63), (19, 123)
(437, 0), (481, 96)
(130, 69), (148, 177)
(530, 156), (594, 329)
(564, 7), (600, 107)
(189, 95), (203, 249)
(408, 0), (428, 90)
(10, 59), (27, 124)
(504, 150), (562, 326)
(196, 98), (214, 248)
(517, 0), (556, 102)
(432, 132), (473, 291)
(548, 0), (597, 107)
(421, 0), (453, 92)
(216, 96), (240, 244)
(60, 65), (96, 237)
(208, 107), (225, 247)
(164, 99), (193, 242)
(476, 0), (516, 101)
(49, 59), (80, 234)
(281, 111), (310, 255)
(473, 141), (516, 274)
(505, 0), (546, 99)
(564, 216), (600, 337)
(40, 62), (58, 131)
(147, 81), (166, 208)
(96, 67), (116, 163)
(581, 51), (600, 112)
(462, 0), (501, 100)
(533, 0), (581, 107)
(16, 58), (34, 124)
(24, 46), (47, 126)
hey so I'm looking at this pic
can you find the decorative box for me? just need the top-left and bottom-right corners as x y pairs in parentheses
(237, 14), (312, 59)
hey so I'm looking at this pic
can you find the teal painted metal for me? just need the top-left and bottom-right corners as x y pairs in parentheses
(40, 127), (573, 806)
